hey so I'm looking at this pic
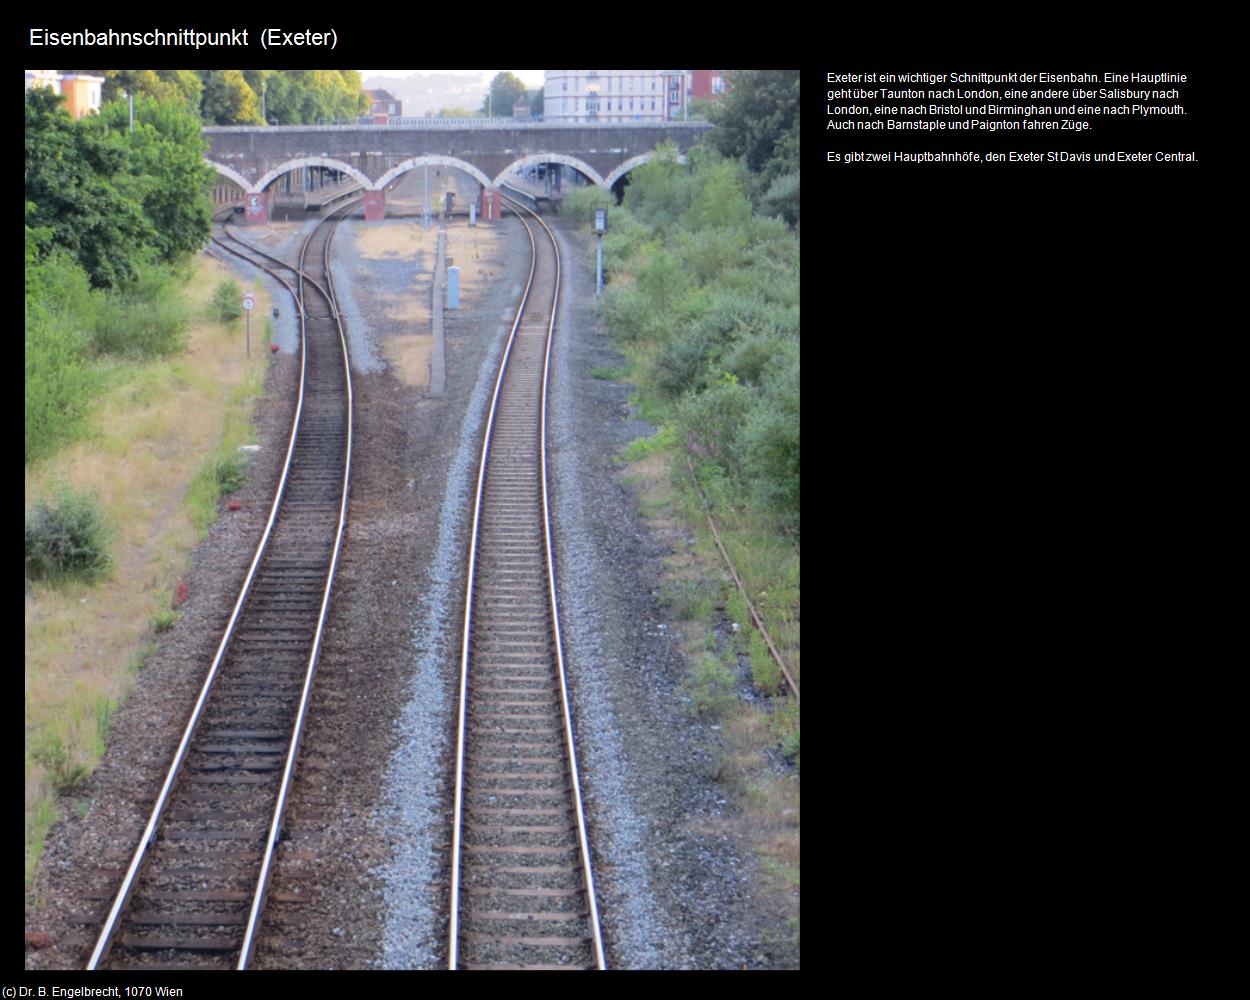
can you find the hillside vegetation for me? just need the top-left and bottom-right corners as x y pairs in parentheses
(561, 73), (801, 949)
(24, 84), (269, 891)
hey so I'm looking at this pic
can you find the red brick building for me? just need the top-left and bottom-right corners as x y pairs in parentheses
(689, 70), (728, 101)
(365, 89), (402, 119)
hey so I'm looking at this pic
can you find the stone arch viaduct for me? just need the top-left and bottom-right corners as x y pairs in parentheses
(203, 121), (711, 221)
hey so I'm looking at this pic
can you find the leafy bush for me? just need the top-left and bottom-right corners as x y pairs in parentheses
(91, 263), (190, 357)
(595, 138), (800, 537)
(723, 331), (791, 387)
(622, 147), (693, 229)
(682, 157), (753, 231)
(210, 278), (243, 324)
(25, 306), (97, 465)
(32, 734), (89, 796)
(761, 171), (800, 227)
(560, 185), (613, 227)
(673, 226), (748, 286)
(739, 355), (800, 530)
(655, 324), (719, 398)
(25, 486), (112, 583)
(602, 286), (657, 343)
(677, 372), (755, 474)
(151, 610), (179, 633)
(215, 453), (247, 493)
(25, 250), (100, 465)
(682, 652), (737, 715)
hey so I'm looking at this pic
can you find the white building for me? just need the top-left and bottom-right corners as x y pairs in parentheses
(544, 70), (691, 123)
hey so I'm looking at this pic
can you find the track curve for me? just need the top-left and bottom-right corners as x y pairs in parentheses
(87, 201), (359, 971)
(448, 197), (606, 970)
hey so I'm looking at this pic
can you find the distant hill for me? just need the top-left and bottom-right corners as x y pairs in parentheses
(363, 73), (491, 116)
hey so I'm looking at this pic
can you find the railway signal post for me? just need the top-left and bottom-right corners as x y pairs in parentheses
(242, 292), (254, 355)
(594, 207), (608, 297)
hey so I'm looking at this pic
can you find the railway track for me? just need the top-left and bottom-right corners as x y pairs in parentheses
(86, 200), (359, 971)
(448, 196), (606, 970)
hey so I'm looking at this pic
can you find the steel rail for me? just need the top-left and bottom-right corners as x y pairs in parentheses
(522, 200), (607, 970)
(683, 456), (799, 703)
(86, 200), (358, 970)
(448, 197), (539, 971)
(446, 196), (605, 970)
(237, 198), (358, 968)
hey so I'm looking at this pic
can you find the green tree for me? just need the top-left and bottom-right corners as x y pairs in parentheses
(199, 70), (262, 125)
(25, 87), (153, 288)
(706, 70), (800, 222)
(101, 70), (202, 115)
(683, 157), (753, 231)
(480, 72), (527, 117)
(530, 86), (545, 117)
(622, 146), (693, 229)
(93, 95), (213, 264)
(263, 70), (368, 125)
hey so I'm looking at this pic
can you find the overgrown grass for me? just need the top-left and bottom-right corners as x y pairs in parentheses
(619, 424), (679, 463)
(25, 307), (98, 465)
(185, 402), (257, 537)
(25, 254), (271, 892)
(151, 609), (179, 633)
(26, 254), (202, 467)
(659, 578), (722, 620)
(587, 162), (801, 942)
(682, 652), (737, 716)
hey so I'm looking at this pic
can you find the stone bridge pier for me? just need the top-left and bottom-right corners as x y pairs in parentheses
(204, 122), (710, 222)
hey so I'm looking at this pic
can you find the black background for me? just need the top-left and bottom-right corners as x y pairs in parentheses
(20, 20), (1212, 982)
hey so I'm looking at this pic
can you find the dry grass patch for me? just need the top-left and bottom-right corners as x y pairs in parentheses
(377, 292), (428, 325)
(354, 219), (435, 260)
(445, 222), (507, 298)
(383, 334), (433, 387)
(25, 255), (270, 889)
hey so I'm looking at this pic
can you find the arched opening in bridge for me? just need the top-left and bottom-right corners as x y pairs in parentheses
(204, 160), (252, 210)
(494, 154), (605, 213)
(371, 157), (495, 223)
(603, 152), (679, 206)
(249, 157), (369, 221)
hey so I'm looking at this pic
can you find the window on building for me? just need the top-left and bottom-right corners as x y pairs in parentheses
(712, 76), (726, 94)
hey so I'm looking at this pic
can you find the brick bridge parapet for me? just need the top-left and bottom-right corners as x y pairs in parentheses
(205, 121), (711, 220)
